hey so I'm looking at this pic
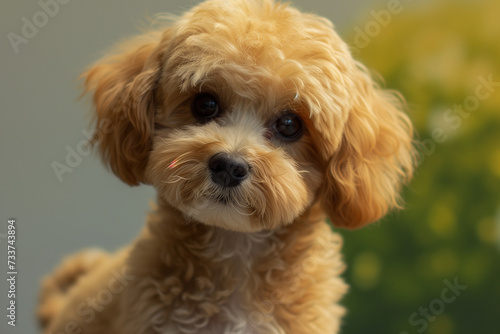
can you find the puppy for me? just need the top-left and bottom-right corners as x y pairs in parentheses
(38, 0), (414, 333)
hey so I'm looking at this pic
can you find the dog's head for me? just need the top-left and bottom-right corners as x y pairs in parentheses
(83, 0), (414, 232)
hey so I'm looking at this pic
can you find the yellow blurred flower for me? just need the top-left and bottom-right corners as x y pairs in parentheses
(428, 314), (454, 334)
(428, 203), (456, 237)
(352, 252), (381, 290)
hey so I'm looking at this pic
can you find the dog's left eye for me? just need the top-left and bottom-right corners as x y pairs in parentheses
(191, 93), (220, 123)
(274, 113), (303, 141)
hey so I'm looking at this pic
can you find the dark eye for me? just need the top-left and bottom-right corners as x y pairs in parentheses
(274, 113), (303, 141)
(191, 93), (220, 123)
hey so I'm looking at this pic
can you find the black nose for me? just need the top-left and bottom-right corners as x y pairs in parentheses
(208, 153), (249, 188)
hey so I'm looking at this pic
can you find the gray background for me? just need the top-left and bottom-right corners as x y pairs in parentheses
(0, 0), (388, 333)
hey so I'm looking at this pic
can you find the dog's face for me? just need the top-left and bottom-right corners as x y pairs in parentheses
(84, 0), (414, 232)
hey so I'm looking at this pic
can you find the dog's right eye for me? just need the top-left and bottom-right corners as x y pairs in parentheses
(191, 93), (220, 123)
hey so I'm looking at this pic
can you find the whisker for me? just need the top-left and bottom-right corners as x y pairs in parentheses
(164, 175), (192, 184)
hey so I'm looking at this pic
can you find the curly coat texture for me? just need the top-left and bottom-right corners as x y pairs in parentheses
(38, 0), (415, 333)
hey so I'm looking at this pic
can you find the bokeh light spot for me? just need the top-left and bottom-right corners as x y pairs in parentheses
(352, 252), (381, 290)
(429, 314), (454, 334)
(476, 217), (496, 244)
(429, 203), (456, 236)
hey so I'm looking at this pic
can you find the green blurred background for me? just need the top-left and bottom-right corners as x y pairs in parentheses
(339, 0), (500, 333)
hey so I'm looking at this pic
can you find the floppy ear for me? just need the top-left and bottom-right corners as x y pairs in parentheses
(321, 62), (415, 229)
(82, 30), (167, 186)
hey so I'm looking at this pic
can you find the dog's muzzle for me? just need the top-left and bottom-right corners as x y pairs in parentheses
(208, 153), (249, 188)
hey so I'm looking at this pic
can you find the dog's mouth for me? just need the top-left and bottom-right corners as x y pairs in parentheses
(176, 189), (258, 232)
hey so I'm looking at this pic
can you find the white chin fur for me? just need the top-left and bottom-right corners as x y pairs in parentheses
(180, 200), (256, 232)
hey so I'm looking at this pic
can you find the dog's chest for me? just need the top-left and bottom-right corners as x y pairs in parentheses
(123, 220), (345, 334)
(125, 226), (289, 333)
